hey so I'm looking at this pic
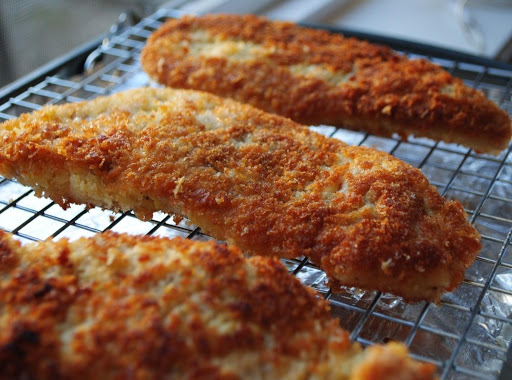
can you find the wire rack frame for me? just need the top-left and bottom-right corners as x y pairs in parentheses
(0, 8), (512, 379)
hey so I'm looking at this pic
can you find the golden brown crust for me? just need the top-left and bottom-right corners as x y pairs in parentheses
(140, 14), (512, 154)
(0, 88), (481, 303)
(0, 231), (436, 380)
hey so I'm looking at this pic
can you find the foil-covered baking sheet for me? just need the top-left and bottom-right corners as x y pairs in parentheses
(0, 8), (511, 379)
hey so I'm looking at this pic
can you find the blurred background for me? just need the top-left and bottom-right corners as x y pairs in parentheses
(1, 0), (512, 90)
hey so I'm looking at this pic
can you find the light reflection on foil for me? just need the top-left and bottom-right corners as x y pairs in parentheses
(482, 274), (512, 348)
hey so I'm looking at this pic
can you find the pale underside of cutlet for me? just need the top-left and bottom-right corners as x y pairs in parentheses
(0, 231), (437, 380)
(0, 88), (481, 303)
(140, 14), (512, 155)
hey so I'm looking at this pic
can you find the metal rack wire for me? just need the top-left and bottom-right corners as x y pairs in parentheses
(0, 8), (511, 379)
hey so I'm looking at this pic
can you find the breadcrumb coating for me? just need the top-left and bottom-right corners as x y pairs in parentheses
(0, 231), (436, 380)
(141, 14), (512, 154)
(0, 88), (481, 302)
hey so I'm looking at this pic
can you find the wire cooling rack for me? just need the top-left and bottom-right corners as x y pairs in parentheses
(1, 8), (512, 379)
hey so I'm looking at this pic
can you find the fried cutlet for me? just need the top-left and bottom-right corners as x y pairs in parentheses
(140, 14), (512, 155)
(0, 231), (436, 380)
(0, 87), (481, 303)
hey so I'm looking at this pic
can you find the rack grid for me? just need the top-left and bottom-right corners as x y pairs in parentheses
(1, 8), (511, 379)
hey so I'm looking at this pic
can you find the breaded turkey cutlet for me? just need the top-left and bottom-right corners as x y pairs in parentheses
(141, 14), (512, 155)
(0, 88), (481, 303)
(0, 231), (436, 380)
